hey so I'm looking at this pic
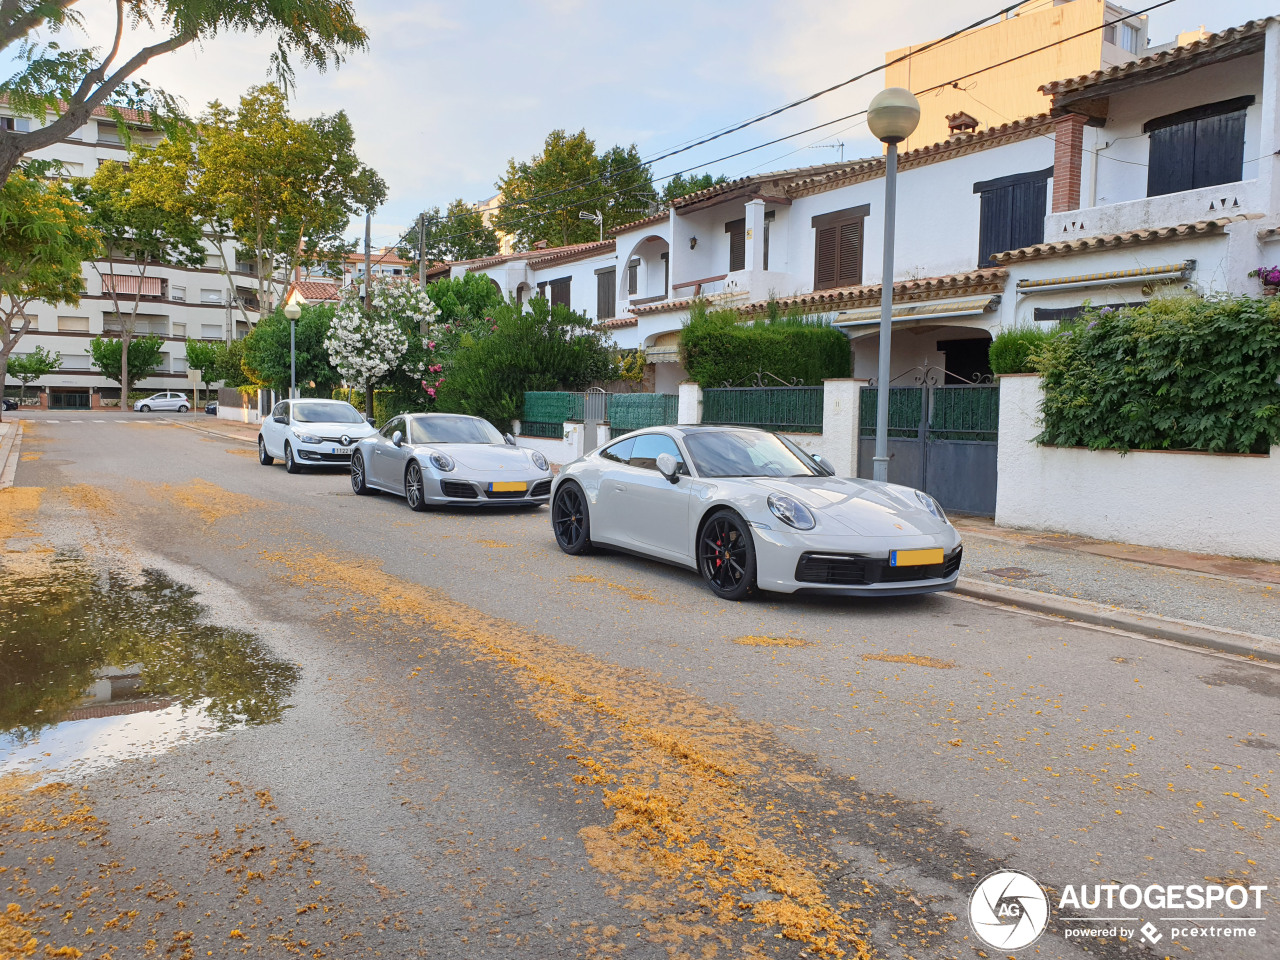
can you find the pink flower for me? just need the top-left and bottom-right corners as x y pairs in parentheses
(421, 380), (429, 390)
(491, 324), (497, 331)
(427, 340), (436, 349)
(427, 388), (436, 399)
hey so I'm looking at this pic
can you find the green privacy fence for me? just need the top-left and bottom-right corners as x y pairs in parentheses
(859, 385), (998, 441)
(702, 386), (823, 433)
(607, 393), (680, 439)
(521, 391), (584, 438)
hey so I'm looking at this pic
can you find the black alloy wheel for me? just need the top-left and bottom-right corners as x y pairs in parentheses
(284, 443), (302, 474)
(351, 452), (370, 494)
(552, 482), (592, 555)
(698, 509), (756, 601)
(405, 461), (428, 512)
(258, 437), (274, 466)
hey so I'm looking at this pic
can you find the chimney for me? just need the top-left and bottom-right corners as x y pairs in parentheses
(534, 240), (549, 249)
(945, 111), (980, 140)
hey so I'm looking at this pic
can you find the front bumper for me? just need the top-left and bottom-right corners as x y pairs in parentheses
(295, 441), (357, 464)
(423, 475), (553, 505)
(751, 524), (962, 596)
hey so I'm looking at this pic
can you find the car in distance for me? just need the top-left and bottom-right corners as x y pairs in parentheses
(1, 397), (16, 411)
(550, 425), (961, 601)
(133, 391), (190, 413)
(258, 398), (376, 474)
(351, 412), (553, 510)
(204, 399), (218, 416)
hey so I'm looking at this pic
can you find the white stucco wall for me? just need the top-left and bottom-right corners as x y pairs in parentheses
(995, 374), (1280, 561)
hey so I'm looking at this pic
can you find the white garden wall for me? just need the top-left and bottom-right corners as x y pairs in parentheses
(996, 374), (1280, 561)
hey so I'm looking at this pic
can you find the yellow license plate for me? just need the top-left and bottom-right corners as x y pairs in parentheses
(489, 481), (527, 492)
(890, 548), (944, 567)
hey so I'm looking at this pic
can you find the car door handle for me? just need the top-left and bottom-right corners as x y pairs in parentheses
(612, 481), (627, 492)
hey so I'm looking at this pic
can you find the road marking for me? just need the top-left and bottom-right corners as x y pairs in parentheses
(93, 419), (106, 423)
(46, 419), (59, 423)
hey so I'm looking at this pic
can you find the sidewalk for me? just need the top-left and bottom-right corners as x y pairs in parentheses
(163, 414), (260, 445)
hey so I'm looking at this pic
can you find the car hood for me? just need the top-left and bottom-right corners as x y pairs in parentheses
(416, 442), (542, 473)
(296, 421), (375, 437)
(737, 476), (949, 536)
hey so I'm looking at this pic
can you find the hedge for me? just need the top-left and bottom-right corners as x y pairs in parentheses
(1035, 296), (1280, 454)
(989, 325), (1054, 374)
(679, 300), (850, 388)
(331, 387), (395, 425)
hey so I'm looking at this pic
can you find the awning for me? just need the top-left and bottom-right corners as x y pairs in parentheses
(833, 296), (998, 328)
(102, 274), (162, 296)
(1015, 262), (1191, 293)
(646, 345), (682, 363)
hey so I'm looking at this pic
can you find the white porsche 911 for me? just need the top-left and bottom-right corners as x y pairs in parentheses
(550, 425), (962, 601)
(350, 412), (553, 509)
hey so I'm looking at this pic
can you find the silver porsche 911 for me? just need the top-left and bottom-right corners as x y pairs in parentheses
(550, 425), (961, 601)
(350, 412), (553, 509)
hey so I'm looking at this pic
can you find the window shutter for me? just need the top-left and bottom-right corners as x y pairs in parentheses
(1192, 109), (1246, 190)
(1147, 123), (1196, 197)
(814, 226), (839, 288)
(977, 185), (1013, 266)
(837, 220), (862, 285)
(596, 269), (615, 320)
(627, 259), (638, 295)
(549, 277), (571, 308)
(725, 218), (745, 273)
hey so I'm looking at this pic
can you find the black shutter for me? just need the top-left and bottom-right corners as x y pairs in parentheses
(725, 218), (745, 272)
(814, 225), (839, 288)
(596, 269), (615, 320)
(1192, 109), (1246, 190)
(627, 259), (638, 295)
(1147, 123), (1196, 197)
(549, 277), (570, 308)
(977, 185), (1013, 266)
(1008, 177), (1047, 251)
(837, 219), (862, 285)
(660, 252), (669, 295)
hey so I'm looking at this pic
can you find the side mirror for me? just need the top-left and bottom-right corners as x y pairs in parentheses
(366, 416), (376, 427)
(392, 430), (404, 448)
(504, 433), (517, 446)
(810, 453), (835, 477)
(273, 415), (288, 424)
(656, 452), (680, 484)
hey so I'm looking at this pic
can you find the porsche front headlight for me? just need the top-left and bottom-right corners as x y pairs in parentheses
(529, 450), (549, 471)
(767, 493), (816, 531)
(429, 451), (455, 472)
(914, 490), (947, 522)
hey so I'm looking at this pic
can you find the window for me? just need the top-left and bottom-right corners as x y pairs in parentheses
(1145, 97), (1252, 198)
(973, 167), (1052, 266)
(811, 205), (869, 289)
(548, 277), (571, 308)
(171, 356), (188, 374)
(58, 316), (90, 332)
(1, 117), (30, 132)
(763, 211), (775, 271)
(171, 322), (186, 338)
(408, 416), (502, 444)
(600, 437), (634, 464)
(271, 402), (287, 420)
(725, 218), (745, 272)
(200, 288), (223, 304)
(1104, 20), (1139, 53)
(628, 434), (687, 474)
(660, 252), (669, 295)
(171, 285), (187, 302)
(627, 259), (639, 295)
(595, 267), (616, 320)
(200, 323), (223, 340)
(379, 416), (403, 439)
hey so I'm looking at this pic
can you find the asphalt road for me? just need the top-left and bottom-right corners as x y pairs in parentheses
(2, 414), (1276, 960)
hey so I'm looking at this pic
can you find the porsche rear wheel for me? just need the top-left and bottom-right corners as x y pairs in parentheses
(552, 482), (592, 555)
(698, 509), (756, 601)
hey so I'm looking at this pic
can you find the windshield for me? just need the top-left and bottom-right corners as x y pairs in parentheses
(292, 402), (364, 424)
(409, 416), (504, 445)
(683, 430), (820, 478)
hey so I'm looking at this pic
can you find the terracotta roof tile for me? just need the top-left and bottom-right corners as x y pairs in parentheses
(989, 214), (1262, 263)
(1040, 17), (1275, 101)
(525, 239), (616, 267)
(600, 316), (638, 328)
(736, 269), (1008, 316)
(609, 211), (669, 235)
(288, 280), (343, 302)
(632, 296), (699, 316)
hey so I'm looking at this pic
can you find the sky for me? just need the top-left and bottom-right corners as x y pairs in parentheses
(8, 0), (1269, 249)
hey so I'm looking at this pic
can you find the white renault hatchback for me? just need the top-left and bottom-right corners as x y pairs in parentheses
(258, 398), (376, 474)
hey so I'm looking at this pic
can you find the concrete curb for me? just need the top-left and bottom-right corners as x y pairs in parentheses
(0, 421), (22, 489)
(162, 416), (257, 447)
(955, 577), (1280, 663)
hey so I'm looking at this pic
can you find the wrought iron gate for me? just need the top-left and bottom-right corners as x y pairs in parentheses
(857, 376), (999, 516)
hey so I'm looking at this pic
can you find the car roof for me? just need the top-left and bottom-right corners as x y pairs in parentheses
(403, 412), (485, 420)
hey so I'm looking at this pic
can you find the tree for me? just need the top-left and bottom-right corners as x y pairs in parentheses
(73, 158), (205, 415)
(184, 339), (222, 406)
(0, 168), (100, 422)
(661, 172), (729, 203)
(197, 85), (386, 313)
(403, 198), (499, 264)
(7, 344), (59, 403)
(494, 130), (658, 249)
(242, 303), (341, 397)
(89, 335), (165, 396)
(0, 0), (368, 187)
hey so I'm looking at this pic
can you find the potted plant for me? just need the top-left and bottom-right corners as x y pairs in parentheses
(1249, 265), (1280, 296)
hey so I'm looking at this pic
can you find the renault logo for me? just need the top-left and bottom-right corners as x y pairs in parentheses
(340, 434), (351, 446)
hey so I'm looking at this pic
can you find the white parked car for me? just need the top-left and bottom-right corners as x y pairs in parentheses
(258, 398), (376, 474)
(134, 391), (190, 413)
(550, 425), (962, 601)
(350, 412), (553, 509)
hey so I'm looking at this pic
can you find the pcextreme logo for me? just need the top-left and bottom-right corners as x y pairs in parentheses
(969, 870), (1050, 950)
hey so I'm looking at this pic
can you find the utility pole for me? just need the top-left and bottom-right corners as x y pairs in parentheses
(363, 212), (373, 421)
(418, 212), (426, 293)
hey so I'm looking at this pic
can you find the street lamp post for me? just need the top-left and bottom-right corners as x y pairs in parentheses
(866, 87), (920, 484)
(284, 301), (302, 399)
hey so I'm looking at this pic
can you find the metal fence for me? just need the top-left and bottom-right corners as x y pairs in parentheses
(607, 393), (680, 439)
(858, 385), (998, 441)
(521, 391), (583, 438)
(858, 387), (926, 439)
(702, 386), (824, 433)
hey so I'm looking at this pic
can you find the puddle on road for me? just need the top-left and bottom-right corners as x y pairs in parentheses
(1, 556), (299, 780)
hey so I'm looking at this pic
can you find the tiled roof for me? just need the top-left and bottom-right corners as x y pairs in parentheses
(735, 269), (1008, 316)
(1258, 226), (1280, 243)
(0, 93), (154, 126)
(632, 296), (700, 316)
(989, 214), (1262, 263)
(526, 239), (615, 267)
(610, 211), (669, 235)
(600, 316), (638, 328)
(345, 249), (412, 267)
(1040, 17), (1275, 102)
(288, 280), (343, 302)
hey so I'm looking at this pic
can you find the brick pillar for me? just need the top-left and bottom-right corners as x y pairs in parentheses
(1052, 114), (1087, 213)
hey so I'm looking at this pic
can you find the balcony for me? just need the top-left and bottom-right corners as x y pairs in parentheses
(1046, 179), (1263, 240)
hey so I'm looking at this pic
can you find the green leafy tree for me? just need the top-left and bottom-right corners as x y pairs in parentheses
(0, 168), (100, 421)
(0, 0), (368, 187)
(184, 339), (222, 406)
(403, 198), (499, 264)
(242, 303), (341, 396)
(495, 130), (658, 249)
(436, 296), (619, 431)
(7, 344), (59, 403)
(661, 172), (729, 203)
(73, 158), (205, 409)
(88, 334), (166, 393)
(218, 339), (252, 389)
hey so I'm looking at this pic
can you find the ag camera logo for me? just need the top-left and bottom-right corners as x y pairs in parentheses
(969, 869), (1050, 950)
